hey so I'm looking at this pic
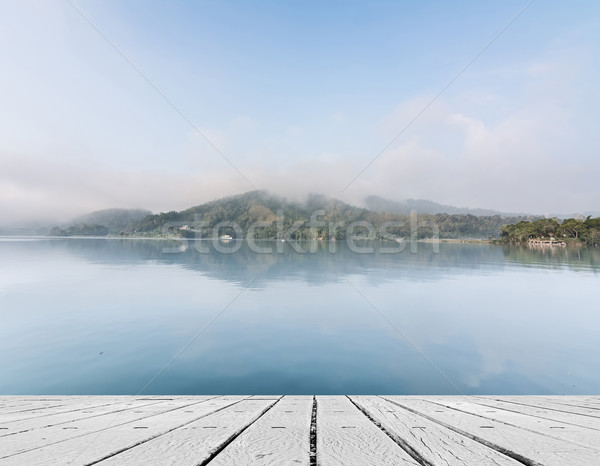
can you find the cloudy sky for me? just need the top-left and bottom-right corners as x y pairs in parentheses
(1, 0), (599, 225)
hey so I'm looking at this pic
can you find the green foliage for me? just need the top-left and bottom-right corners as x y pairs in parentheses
(73, 208), (151, 233)
(49, 208), (151, 236)
(365, 195), (516, 216)
(500, 216), (600, 246)
(558, 218), (585, 239)
(49, 223), (110, 236)
(122, 191), (533, 240)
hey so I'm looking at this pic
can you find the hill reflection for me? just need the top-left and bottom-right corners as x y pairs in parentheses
(37, 238), (600, 286)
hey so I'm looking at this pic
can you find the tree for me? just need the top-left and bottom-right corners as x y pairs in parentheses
(531, 218), (559, 238)
(586, 228), (600, 246)
(558, 218), (586, 239)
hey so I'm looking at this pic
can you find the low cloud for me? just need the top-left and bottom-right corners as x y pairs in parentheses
(1, 48), (598, 225)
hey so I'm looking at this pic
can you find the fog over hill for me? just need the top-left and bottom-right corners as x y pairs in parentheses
(1, 2), (599, 228)
(73, 208), (152, 231)
(363, 195), (527, 217)
(4, 190), (597, 238)
(40, 191), (535, 240)
(46, 208), (151, 237)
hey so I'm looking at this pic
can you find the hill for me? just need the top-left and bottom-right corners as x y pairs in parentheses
(364, 195), (523, 216)
(74, 208), (152, 231)
(48, 208), (151, 236)
(47, 191), (537, 240)
(121, 191), (533, 240)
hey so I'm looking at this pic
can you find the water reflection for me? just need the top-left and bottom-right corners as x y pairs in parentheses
(0, 238), (598, 395)
(21, 238), (600, 284)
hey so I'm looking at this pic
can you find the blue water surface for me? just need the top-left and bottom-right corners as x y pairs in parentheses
(1, 237), (598, 395)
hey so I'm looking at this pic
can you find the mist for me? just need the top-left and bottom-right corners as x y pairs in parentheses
(1, 0), (599, 227)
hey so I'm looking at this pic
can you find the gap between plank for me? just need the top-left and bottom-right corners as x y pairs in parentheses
(0, 404), (67, 417)
(468, 398), (600, 432)
(0, 399), (167, 426)
(423, 399), (600, 452)
(379, 396), (540, 466)
(0, 400), (172, 439)
(309, 396), (317, 466)
(473, 397), (600, 420)
(346, 396), (432, 466)
(0, 396), (223, 461)
(198, 397), (282, 466)
(85, 397), (254, 465)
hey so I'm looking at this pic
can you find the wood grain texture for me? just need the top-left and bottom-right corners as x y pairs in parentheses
(383, 396), (600, 466)
(96, 397), (279, 466)
(425, 398), (600, 451)
(0, 399), (72, 413)
(316, 395), (419, 465)
(0, 404), (70, 419)
(0, 396), (599, 465)
(0, 399), (202, 457)
(209, 395), (312, 466)
(468, 397), (600, 431)
(477, 396), (600, 417)
(534, 396), (600, 410)
(0, 396), (242, 465)
(350, 396), (522, 465)
(0, 397), (135, 422)
(0, 399), (173, 436)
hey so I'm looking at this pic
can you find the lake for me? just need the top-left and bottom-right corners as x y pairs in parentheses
(1, 237), (599, 395)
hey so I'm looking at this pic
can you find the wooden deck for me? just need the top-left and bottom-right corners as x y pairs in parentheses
(1, 396), (599, 465)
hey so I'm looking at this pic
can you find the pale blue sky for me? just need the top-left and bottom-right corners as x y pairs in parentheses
(0, 0), (598, 223)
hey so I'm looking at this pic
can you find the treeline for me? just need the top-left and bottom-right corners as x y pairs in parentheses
(500, 217), (600, 246)
(48, 208), (151, 237)
(73, 208), (151, 232)
(122, 191), (532, 240)
(49, 223), (109, 237)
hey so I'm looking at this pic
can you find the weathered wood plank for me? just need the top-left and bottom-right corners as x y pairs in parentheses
(487, 395), (600, 406)
(350, 396), (522, 465)
(0, 396), (227, 461)
(0, 404), (68, 417)
(0, 396), (91, 408)
(249, 395), (282, 400)
(382, 396), (600, 465)
(209, 395), (312, 465)
(0, 397), (132, 423)
(535, 396), (600, 410)
(95, 398), (279, 465)
(317, 395), (419, 465)
(426, 398), (600, 451)
(0, 396), (248, 465)
(2, 396), (600, 465)
(524, 396), (600, 414)
(477, 396), (600, 419)
(0, 398), (92, 415)
(468, 397), (600, 431)
(0, 398), (202, 438)
(0, 397), (138, 417)
(0, 399), (73, 413)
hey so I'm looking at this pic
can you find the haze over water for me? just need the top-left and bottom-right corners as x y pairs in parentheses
(1, 237), (598, 395)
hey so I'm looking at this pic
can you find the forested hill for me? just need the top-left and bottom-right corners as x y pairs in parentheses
(48, 208), (151, 236)
(365, 195), (522, 216)
(118, 191), (533, 240)
(74, 208), (151, 230)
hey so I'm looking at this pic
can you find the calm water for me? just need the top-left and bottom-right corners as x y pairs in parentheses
(1, 237), (599, 395)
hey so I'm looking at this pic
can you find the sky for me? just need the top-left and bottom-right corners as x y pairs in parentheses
(0, 0), (599, 225)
